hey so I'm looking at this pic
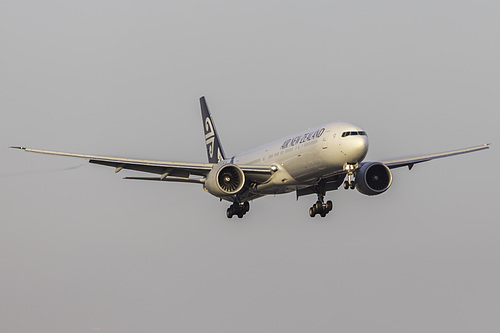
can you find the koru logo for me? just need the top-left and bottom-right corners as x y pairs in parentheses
(205, 117), (223, 162)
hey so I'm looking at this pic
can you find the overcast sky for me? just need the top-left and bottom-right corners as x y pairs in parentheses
(1, 1), (498, 332)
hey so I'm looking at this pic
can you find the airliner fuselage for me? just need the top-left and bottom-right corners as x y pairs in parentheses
(232, 122), (368, 195)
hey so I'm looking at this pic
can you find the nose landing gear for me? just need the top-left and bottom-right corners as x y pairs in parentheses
(343, 163), (357, 190)
(343, 177), (356, 190)
(226, 201), (250, 218)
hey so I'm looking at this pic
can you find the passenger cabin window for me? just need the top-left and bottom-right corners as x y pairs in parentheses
(342, 131), (367, 137)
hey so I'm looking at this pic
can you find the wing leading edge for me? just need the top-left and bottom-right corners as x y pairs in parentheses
(380, 144), (490, 170)
(9, 146), (273, 183)
(296, 143), (490, 198)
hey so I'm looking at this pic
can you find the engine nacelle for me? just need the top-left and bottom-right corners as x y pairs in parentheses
(355, 162), (393, 196)
(205, 163), (246, 198)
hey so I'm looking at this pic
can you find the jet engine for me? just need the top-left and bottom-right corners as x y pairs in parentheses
(355, 162), (393, 196)
(205, 163), (246, 198)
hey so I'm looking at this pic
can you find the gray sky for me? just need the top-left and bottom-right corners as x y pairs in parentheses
(1, 1), (498, 332)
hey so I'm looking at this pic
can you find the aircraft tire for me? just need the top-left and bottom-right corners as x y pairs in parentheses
(309, 207), (316, 217)
(326, 200), (333, 211)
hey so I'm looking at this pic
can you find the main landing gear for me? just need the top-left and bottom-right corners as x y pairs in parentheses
(309, 199), (333, 217)
(308, 180), (334, 218)
(226, 201), (250, 218)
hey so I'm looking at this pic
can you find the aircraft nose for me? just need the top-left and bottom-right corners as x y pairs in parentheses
(346, 135), (369, 163)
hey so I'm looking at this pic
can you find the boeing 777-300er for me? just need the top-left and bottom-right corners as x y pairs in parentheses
(11, 97), (490, 218)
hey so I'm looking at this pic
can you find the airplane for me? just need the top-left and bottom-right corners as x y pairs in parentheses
(11, 97), (490, 218)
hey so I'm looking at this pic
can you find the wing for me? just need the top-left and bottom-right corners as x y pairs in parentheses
(296, 143), (490, 198)
(10, 146), (273, 184)
(380, 144), (490, 170)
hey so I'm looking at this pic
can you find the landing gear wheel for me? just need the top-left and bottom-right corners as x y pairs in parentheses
(226, 201), (250, 219)
(309, 200), (333, 218)
(309, 207), (316, 217)
(350, 182), (356, 190)
(308, 180), (335, 218)
(344, 181), (349, 190)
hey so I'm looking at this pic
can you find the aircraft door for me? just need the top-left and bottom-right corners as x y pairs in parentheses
(322, 130), (330, 149)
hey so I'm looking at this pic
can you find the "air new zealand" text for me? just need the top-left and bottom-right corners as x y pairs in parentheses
(280, 128), (325, 150)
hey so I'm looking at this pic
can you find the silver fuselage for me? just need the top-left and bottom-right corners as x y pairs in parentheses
(230, 121), (369, 195)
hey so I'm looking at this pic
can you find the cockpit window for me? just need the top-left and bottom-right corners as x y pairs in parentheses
(342, 131), (367, 137)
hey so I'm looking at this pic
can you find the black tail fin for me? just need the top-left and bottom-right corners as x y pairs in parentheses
(200, 97), (226, 163)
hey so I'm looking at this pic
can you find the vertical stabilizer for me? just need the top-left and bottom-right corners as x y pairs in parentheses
(200, 97), (226, 163)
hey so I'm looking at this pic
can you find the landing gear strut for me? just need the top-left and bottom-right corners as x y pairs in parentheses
(343, 163), (357, 190)
(308, 180), (333, 218)
(226, 201), (250, 219)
